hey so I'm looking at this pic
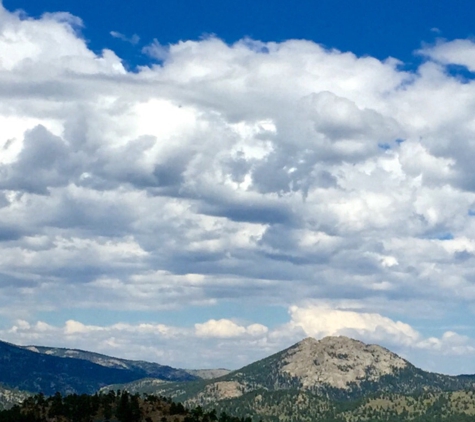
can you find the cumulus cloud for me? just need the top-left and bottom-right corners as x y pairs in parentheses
(2, 3), (475, 373)
(284, 305), (421, 347)
(420, 39), (475, 72)
(279, 303), (475, 356)
(417, 331), (475, 356)
(195, 319), (268, 338)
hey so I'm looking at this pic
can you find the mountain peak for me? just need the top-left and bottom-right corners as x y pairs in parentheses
(298, 335), (361, 346)
(282, 335), (409, 389)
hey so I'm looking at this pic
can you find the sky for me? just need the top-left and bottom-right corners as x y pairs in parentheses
(1, 0), (475, 375)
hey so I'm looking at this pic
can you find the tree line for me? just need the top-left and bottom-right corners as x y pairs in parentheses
(0, 390), (256, 422)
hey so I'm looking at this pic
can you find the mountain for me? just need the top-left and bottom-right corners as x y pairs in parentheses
(22, 345), (197, 381)
(206, 335), (475, 399)
(106, 336), (475, 408)
(0, 339), (196, 396)
(4, 335), (475, 421)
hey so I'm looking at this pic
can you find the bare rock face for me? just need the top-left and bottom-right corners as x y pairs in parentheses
(177, 381), (245, 406)
(281, 336), (408, 389)
(203, 381), (244, 399)
(0, 386), (30, 410)
(186, 369), (232, 380)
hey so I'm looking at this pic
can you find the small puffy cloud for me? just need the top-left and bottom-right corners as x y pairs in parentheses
(195, 319), (268, 338)
(195, 319), (246, 338)
(8, 320), (55, 340)
(110, 31), (140, 45)
(65, 320), (95, 335)
(420, 39), (475, 72)
(246, 323), (269, 336)
(142, 39), (169, 61)
(418, 331), (475, 356)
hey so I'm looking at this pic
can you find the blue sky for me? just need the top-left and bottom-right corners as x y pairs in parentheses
(2, 0), (475, 374)
(5, 0), (475, 66)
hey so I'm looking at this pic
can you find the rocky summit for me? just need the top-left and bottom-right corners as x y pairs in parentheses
(280, 336), (408, 389)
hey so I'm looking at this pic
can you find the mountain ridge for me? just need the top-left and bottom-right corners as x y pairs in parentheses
(3, 335), (475, 419)
(0, 336), (475, 422)
(0, 339), (197, 397)
(22, 344), (197, 381)
(108, 336), (475, 405)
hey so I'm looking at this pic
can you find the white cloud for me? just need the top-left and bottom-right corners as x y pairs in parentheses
(285, 305), (420, 346)
(417, 331), (475, 356)
(110, 31), (140, 45)
(0, 9), (124, 75)
(142, 39), (169, 61)
(420, 39), (475, 72)
(65, 320), (95, 335)
(2, 4), (475, 374)
(2, 308), (474, 372)
(195, 319), (268, 338)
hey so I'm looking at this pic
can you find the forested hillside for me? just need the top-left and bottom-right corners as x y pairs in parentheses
(0, 391), (253, 422)
(0, 340), (195, 396)
(3, 390), (475, 422)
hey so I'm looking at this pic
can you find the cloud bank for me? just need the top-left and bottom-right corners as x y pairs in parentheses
(4, 304), (473, 372)
(1, 3), (475, 373)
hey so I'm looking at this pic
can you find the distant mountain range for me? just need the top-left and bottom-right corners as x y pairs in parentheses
(21, 345), (231, 380)
(21, 344), (201, 381)
(2, 335), (475, 420)
(0, 339), (197, 400)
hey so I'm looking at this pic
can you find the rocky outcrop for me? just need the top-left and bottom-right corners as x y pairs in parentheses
(0, 385), (30, 410)
(281, 336), (408, 389)
(185, 369), (232, 380)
